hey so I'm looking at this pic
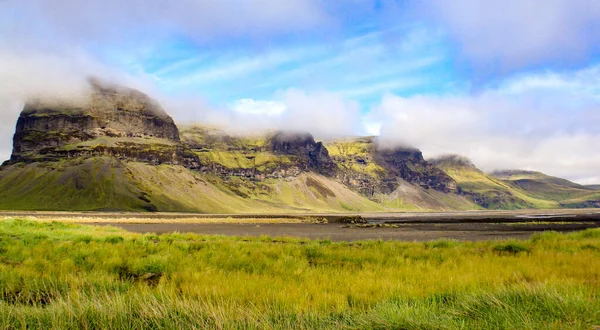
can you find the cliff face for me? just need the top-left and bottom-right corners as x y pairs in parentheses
(373, 146), (458, 193)
(268, 132), (336, 175)
(326, 137), (458, 198)
(181, 127), (336, 181)
(8, 80), (197, 167)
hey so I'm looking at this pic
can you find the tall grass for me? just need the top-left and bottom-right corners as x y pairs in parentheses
(0, 219), (598, 329)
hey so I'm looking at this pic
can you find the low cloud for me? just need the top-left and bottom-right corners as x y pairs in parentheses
(232, 99), (287, 116)
(0, 0), (356, 161)
(173, 89), (361, 139)
(369, 66), (600, 184)
(0, 49), (162, 162)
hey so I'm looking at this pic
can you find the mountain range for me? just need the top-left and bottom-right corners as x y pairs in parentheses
(1, 80), (598, 212)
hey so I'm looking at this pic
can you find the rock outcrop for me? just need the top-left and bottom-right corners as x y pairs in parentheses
(180, 127), (336, 181)
(373, 145), (457, 193)
(7, 79), (198, 167)
(267, 132), (336, 175)
(329, 137), (458, 197)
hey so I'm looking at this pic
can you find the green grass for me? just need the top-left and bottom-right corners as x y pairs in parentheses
(0, 219), (598, 329)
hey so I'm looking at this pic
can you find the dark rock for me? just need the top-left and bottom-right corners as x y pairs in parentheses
(371, 144), (458, 193)
(267, 131), (335, 175)
(6, 79), (198, 167)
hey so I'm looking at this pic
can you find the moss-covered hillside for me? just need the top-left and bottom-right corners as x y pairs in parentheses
(431, 155), (600, 209)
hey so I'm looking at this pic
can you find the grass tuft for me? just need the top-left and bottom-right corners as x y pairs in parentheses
(492, 242), (531, 255)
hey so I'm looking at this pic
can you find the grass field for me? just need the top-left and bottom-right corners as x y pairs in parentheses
(0, 219), (598, 329)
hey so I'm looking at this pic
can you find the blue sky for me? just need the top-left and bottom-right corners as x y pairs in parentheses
(1, 0), (600, 183)
(139, 23), (457, 108)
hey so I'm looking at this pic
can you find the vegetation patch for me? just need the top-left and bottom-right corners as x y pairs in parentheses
(493, 242), (531, 255)
(0, 219), (598, 328)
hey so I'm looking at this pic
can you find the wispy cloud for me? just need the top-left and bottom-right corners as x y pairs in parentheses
(154, 26), (452, 106)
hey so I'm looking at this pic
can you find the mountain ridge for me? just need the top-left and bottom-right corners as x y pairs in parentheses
(1, 81), (598, 212)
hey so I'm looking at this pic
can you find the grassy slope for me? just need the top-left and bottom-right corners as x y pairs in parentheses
(381, 179), (479, 211)
(0, 158), (147, 211)
(492, 171), (600, 206)
(181, 126), (299, 172)
(0, 157), (383, 213)
(203, 172), (384, 213)
(493, 170), (586, 189)
(437, 165), (558, 209)
(0, 219), (598, 329)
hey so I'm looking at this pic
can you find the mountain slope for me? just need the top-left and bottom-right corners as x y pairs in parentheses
(491, 170), (600, 208)
(0, 157), (385, 213)
(430, 156), (558, 209)
(181, 127), (474, 211)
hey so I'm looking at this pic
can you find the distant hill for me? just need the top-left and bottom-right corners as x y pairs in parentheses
(491, 170), (590, 190)
(428, 156), (600, 209)
(429, 156), (556, 209)
(586, 185), (600, 190)
(0, 80), (597, 212)
(491, 170), (600, 208)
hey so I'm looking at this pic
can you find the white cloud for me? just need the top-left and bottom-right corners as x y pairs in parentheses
(369, 65), (600, 184)
(0, 100), (21, 163)
(418, 0), (600, 71)
(1, 0), (330, 47)
(232, 99), (286, 116)
(0, 49), (162, 162)
(181, 89), (361, 139)
(278, 89), (361, 138)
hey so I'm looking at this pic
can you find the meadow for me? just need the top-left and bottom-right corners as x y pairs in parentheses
(0, 218), (598, 329)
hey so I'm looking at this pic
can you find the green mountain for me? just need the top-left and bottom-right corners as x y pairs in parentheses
(429, 155), (600, 209)
(0, 80), (597, 212)
(491, 170), (600, 208)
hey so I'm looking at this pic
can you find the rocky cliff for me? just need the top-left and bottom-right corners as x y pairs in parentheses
(326, 137), (458, 198)
(7, 79), (198, 167)
(267, 132), (336, 175)
(373, 145), (458, 193)
(180, 126), (337, 180)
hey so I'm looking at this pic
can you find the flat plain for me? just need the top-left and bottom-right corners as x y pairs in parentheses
(3, 209), (599, 241)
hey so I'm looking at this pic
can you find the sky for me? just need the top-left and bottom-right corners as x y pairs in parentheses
(1, 0), (600, 184)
